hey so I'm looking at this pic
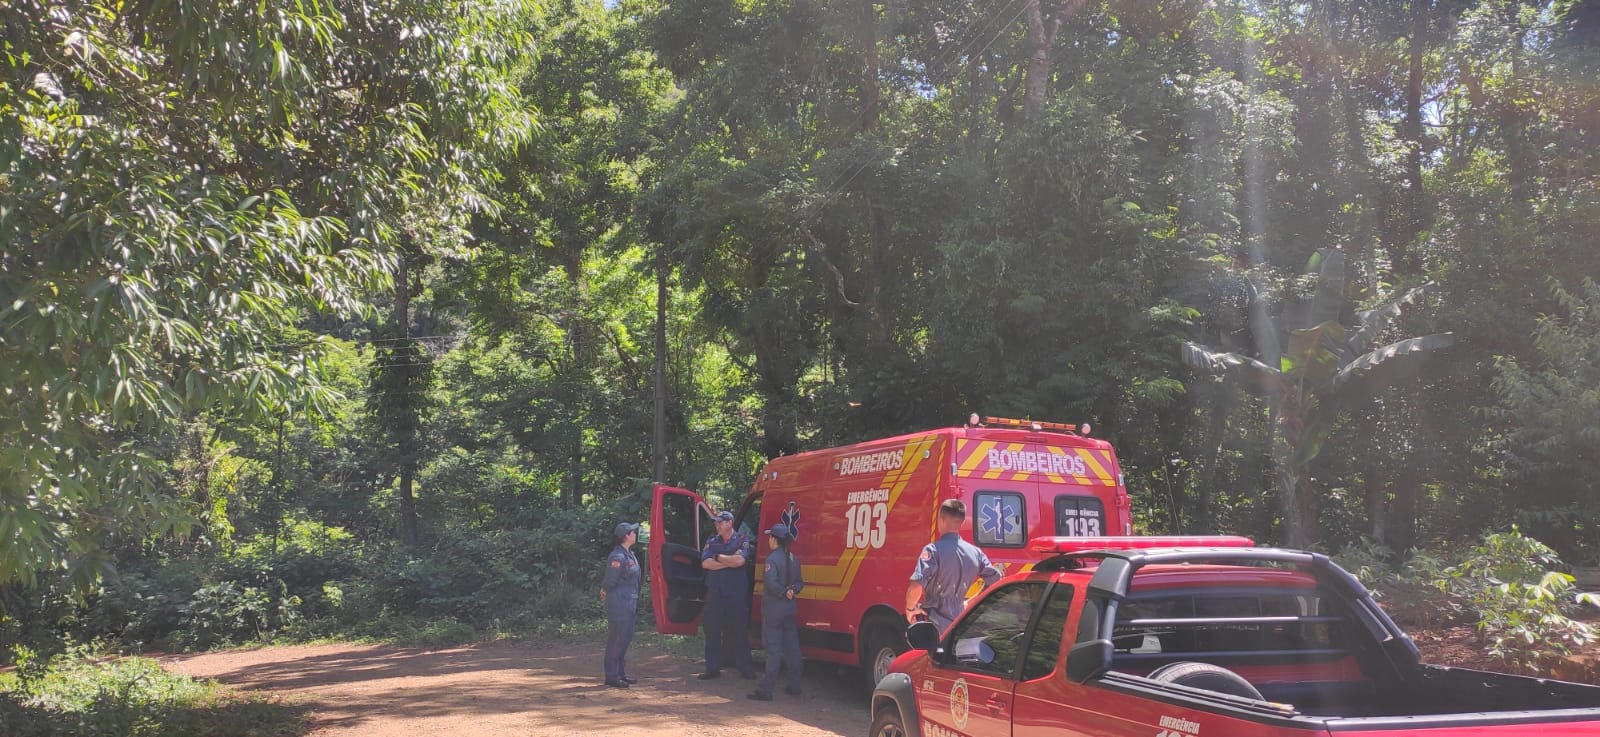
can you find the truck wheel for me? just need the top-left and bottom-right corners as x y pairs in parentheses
(861, 622), (906, 691)
(869, 706), (907, 737)
(1147, 661), (1263, 700)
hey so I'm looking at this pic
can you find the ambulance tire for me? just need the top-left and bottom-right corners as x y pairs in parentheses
(868, 706), (907, 737)
(860, 621), (906, 691)
(1147, 661), (1263, 700)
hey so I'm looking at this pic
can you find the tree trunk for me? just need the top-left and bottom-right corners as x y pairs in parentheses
(393, 253), (420, 547)
(1197, 386), (1235, 533)
(398, 465), (418, 547)
(1022, 0), (1050, 122)
(1395, 0), (1431, 273)
(858, 0), (879, 133)
(1277, 462), (1318, 549)
(1364, 468), (1387, 545)
(563, 254), (586, 507)
(1021, 0), (1088, 121)
(1274, 397), (1317, 548)
(1389, 472), (1420, 555)
(653, 244), (668, 485)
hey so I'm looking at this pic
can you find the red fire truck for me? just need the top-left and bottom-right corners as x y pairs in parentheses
(648, 417), (1132, 687)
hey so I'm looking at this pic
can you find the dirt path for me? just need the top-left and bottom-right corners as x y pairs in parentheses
(161, 638), (869, 737)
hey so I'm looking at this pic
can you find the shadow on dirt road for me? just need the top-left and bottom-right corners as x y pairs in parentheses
(163, 638), (871, 737)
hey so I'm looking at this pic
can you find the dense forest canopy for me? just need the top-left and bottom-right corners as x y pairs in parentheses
(2, 0), (1599, 650)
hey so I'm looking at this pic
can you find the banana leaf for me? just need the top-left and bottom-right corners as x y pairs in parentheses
(1331, 333), (1455, 402)
(1182, 341), (1284, 395)
(1348, 283), (1433, 353)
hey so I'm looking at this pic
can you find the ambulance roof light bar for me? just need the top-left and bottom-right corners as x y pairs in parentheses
(983, 416), (1080, 433)
(1027, 535), (1255, 555)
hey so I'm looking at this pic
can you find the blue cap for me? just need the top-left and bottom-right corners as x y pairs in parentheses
(765, 523), (792, 540)
(613, 521), (640, 538)
(713, 510), (734, 522)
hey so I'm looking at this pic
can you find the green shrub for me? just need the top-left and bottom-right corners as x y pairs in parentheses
(1346, 530), (1599, 673)
(0, 649), (304, 737)
(178, 581), (303, 649)
(1437, 531), (1598, 672)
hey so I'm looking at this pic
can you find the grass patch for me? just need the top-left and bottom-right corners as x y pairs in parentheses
(0, 654), (307, 737)
(632, 629), (703, 659)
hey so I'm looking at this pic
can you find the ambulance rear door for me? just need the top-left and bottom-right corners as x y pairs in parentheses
(1039, 438), (1125, 538)
(649, 483), (716, 636)
(954, 436), (1042, 572)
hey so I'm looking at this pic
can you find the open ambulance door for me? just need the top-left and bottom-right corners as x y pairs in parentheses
(649, 483), (712, 636)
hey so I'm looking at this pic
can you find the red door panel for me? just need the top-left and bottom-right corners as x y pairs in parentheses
(650, 483), (712, 636)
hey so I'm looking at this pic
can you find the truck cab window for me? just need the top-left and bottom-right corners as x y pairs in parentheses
(1021, 583), (1075, 680)
(946, 582), (1046, 677)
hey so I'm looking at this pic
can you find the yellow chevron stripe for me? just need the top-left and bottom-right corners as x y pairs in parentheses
(957, 440), (994, 474)
(1080, 449), (1114, 485)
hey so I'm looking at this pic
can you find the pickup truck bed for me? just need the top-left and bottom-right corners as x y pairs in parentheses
(873, 540), (1600, 737)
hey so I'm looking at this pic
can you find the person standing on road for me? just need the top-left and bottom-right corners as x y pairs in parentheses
(905, 499), (1002, 632)
(749, 523), (804, 701)
(601, 521), (642, 688)
(699, 510), (756, 680)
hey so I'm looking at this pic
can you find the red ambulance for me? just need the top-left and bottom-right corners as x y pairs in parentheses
(648, 416), (1132, 687)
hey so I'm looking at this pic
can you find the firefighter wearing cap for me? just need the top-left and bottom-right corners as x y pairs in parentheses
(698, 510), (755, 680)
(601, 521), (641, 688)
(749, 523), (804, 701)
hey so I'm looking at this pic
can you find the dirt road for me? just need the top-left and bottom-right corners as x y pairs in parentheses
(162, 638), (869, 737)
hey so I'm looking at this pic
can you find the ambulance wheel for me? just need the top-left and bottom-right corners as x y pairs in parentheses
(861, 622), (905, 690)
(869, 706), (907, 737)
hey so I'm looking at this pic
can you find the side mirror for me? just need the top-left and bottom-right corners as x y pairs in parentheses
(905, 620), (940, 653)
(1064, 639), (1112, 683)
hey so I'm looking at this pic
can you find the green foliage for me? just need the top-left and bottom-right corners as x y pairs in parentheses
(1182, 250), (1454, 545)
(1439, 531), (1599, 671)
(0, 650), (305, 737)
(1346, 530), (1598, 674)
(178, 582), (302, 650)
(1491, 280), (1600, 559)
(0, 0), (537, 587)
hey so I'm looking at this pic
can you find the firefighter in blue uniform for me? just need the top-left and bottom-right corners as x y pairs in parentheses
(748, 523), (804, 701)
(698, 510), (756, 680)
(905, 499), (1003, 632)
(600, 521), (642, 688)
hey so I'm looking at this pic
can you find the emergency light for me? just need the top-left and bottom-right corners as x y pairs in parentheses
(984, 416), (1079, 433)
(1027, 535), (1255, 555)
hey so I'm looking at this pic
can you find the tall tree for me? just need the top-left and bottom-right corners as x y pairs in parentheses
(0, 0), (533, 584)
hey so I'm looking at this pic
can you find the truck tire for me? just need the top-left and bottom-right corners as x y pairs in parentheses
(860, 621), (906, 691)
(869, 706), (908, 737)
(1147, 661), (1264, 700)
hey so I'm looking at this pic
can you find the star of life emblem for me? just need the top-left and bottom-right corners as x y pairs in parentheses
(781, 500), (801, 537)
(979, 497), (1020, 544)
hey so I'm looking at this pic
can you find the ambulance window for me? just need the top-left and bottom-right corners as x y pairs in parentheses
(738, 495), (763, 541)
(973, 492), (1026, 547)
(1054, 496), (1105, 537)
(947, 582), (1046, 677)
